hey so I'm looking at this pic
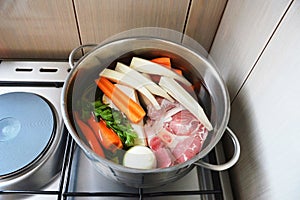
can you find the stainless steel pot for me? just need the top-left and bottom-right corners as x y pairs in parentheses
(61, 37), (240, 188)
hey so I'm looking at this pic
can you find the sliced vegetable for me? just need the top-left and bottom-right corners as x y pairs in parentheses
(115, 62), (174, 102)
(130, 57), (192, 86)
(95, 77), (146, 123)
(151, 57), (182, 75)
(151, 57), (171, 68)
(103, 84), (147, 146)
(87, 116), (123, 152)
(74, 112), (105, 157)
(123, 146), (157, 169)
(172, 68), (183, 76)
(100, 68), (160, 110)
(159, 77), (213, 131)
(93, 99), (137, 149)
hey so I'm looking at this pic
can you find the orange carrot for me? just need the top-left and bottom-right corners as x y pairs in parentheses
(95, 77), (145, 123)
(74, 112), (105, 158)
(172, 68), (182, 76)
(151, 57), (182, 75)
(87, 116), (123, 152)
(151, 57), (171, 68)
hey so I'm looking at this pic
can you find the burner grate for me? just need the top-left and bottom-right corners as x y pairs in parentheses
(60, 135), (225, 200)
(0, 133), (225, 200)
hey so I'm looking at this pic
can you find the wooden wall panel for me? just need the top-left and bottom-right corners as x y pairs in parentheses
(209, 0), (292, 98)
(74, 0), (189, 44)
(0, 0), (80, 59)
(0, 0), (226, 60)
(185, 0), (227, 52)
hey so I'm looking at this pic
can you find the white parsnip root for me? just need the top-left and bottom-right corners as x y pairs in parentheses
(115, 62), (173, 102)
(159, 76), (213, 131)
(130, 57), (192, 86)
(100, 68), (160, 110)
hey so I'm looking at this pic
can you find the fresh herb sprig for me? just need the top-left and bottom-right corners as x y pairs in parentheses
(93, 100), (137, 149)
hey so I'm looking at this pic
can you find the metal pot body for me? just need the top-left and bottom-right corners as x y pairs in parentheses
(62, 37), (233, 188)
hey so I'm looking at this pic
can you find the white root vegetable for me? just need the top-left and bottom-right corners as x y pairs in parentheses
(123, 146), (157, 169)
(138, 93), (152, 108)
(100, 68), (160, 110)
(163, 105), (185, 122)
(115, 62), (174, 102)
(102, 84), (147, 146)
(159, 77), (213, 131)
(130, 57), (192, 86)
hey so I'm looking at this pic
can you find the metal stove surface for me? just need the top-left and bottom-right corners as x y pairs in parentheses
(0, 61), (70, 199)
(0, 61), (70, 117)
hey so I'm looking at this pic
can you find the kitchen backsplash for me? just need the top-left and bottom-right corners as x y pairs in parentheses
(0, 0), (226, 59)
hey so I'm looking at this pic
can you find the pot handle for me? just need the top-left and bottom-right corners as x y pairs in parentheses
(68, 44), (98, 68)
(194, 127), (240, 171)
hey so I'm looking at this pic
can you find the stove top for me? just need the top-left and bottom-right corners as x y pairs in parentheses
(65, 142), (226, 200)
(0, 61), (232, 200)
(0, 61), (69, 199)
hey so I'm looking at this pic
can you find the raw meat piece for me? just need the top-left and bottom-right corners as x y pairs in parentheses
(147, 97), (180, 120)
(154, 147), (174, 168)
(149, 136), (164, 151)
(148, 135), (175, 167)
(144, 97), (208, 167)
(165, 110), (208, 136)
(157, 128), (189, 151)
(172, 135), (204, 163)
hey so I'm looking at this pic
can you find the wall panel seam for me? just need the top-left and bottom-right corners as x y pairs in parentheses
(71, 0), (83, 46)
(181, 0), (193, 42)
(208, 0), (228, 53)
(231, 0), (295, 104)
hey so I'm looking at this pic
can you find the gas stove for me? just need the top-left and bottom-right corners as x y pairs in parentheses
(0, 61), (232, 200)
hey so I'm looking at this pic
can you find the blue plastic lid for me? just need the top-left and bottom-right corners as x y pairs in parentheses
(0, 92), (54, 175)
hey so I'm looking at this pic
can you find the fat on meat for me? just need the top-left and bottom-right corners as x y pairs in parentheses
(165, 110), (207, 136)
(172, 135), (203, 163)
(146, 97), (180, 120)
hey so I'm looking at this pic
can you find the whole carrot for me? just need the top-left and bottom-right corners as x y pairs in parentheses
(87, 116), (123, 152)
(74, 112), (105, 158)
(95, 77), (145, 123)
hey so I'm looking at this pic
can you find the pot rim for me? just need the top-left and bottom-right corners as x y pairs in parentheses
(61, 37), (231, 174)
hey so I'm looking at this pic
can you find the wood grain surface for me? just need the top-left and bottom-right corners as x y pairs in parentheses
(210, 0), (292, 99)
(0, 0), (80, 59)
(74, 0), (189, 44)
(185, 0), (227, 52)
(217, 1), (299, 199)
(0, 0), (226, 60)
